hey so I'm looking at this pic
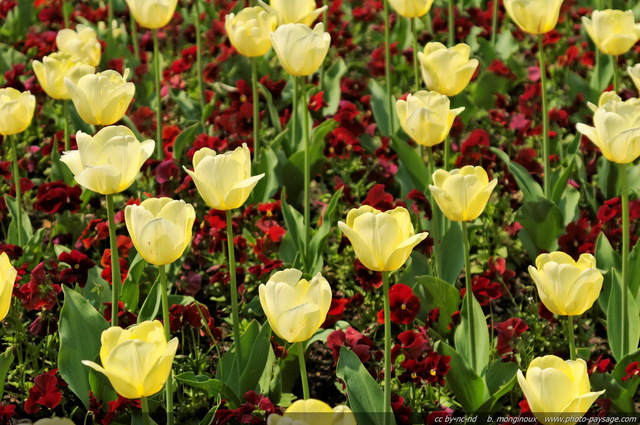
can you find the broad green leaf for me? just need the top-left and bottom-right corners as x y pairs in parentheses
(121, 253), (145, 311)
(82, 267), (112, 311)
(5, 194), (32, 246)
(491, 148), (544, 203)
(415, 275), (460, 336)
(590, 372), (634, 413)
(258, 81), (283, 134)
(440, 221), (464, 285)
(437, 342), (489, 413)
(249, 146), (281, 203)
(597, 156), (619, 200)
(391, 136), (429, 193)
(369, 78), (397, 137)
(175, 372), (241, 407)
(478, 361), (519, 412)
(455, 293), (490, 376)
(611, 349), (640, 394)
(606, 269), (640, 362)
(173, 121), (204, 161)
(138, 277), (162, 323)
(0, 348), (13, 402)
(280, 189), (305, 267)
(308, 187), (344, 273)
(516, 199), (564, 258)
(322, 58), (348, 115)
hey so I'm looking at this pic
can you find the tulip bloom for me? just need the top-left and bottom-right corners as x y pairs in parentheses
(82, 321), (178, 399)
(267, 399), (356, 425)
(259, 268), (332, 343)
(628, 64), (640, 93)
(576, 96), (640, 164)
(396, 91), (464, 147)
(271, 23), (331, 76)
(417, 43), (479, 97)
(517, 355), (604, 425)
(259, 0), (327, 26)
(183, 144), (264, 211)
(32, 52), (95, 100)
(388, 0), (434, 18)
(125, 198), (195, 266)
(64, 69), (135, 126)
(528, 252), (603, 316)
(56, 24), (101, 67)
(0, 252), (16, 321)
(225, 6), (277, 57)
(60, 126), (155, 195)
(0, 88), (35, 136)
(125, 0), (179, 29)
(338, 206), (428, 272)
(503, 0), (564, 34)
(582, 10), (640, 56)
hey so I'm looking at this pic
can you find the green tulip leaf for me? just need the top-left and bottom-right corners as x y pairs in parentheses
(478, 361), (519, 412)
(369, 78), (398, 138)
(491, 147), (544, 203)
(612, 349), (640, 394)
(175, 372), (241, 407)
(308, 187), (344, 274)
(137, 276), (162, 323)
(258, 81), (283, 134)
(606, 269), (640, 362)
(415, 275), (460, 336)
(0, 348), (13, 402)
(391, 136), (429, 193)
(454, 293), (490, 376)
(440, 222), (464, 285)
(590, 372), (634, 413)
(4, 194), (32, 246)
(172, 121), (204, 161)
(322, 58), (347, 116)
(515, 199), (564, 258)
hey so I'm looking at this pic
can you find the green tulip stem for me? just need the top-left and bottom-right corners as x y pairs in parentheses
(566, 316), (576, 361)
(107, 0), (114, 43)
(444, 134), (451, 170)
(300, 76), (311, 271)
(63, 100), (70, 151)
(226, 209), (244, 370)
(411, 17), (420, 93)
(105, 194), (122, 327)
(251, 57), (260, 161)
(447, 0), (454, 47)
(490, 0), (498, 46)
(537, 34), (551, 199)
(194, 0), (206, 125)
(427, 146), (441, 277)
(153, 29), (163, 161)
(613, 55), (619, 93)
(382, 271), (392, 425)
(461, 221), (477, 370)
(158, 266), (174, 425)
(10, 135), (22, 247)
(620, 162), (630, 356)
(297, 341), (310, 399)
(62, 0), (69, 28)
(130, 14), (140, 63)
(141, 396), (151, 425)
(383, 0), (395, 135)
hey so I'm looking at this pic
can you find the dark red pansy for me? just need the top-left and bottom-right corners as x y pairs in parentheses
(495, 318), (528, 355)
(58, 249), (95, 287)
(24, 370), (63, 413)
(377, 283), (420, 325)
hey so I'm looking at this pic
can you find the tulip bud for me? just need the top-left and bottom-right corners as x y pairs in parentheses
(267, 399), (356, 425)
(582, 9), (640, 56)
(125, 0), (179, 29)
(271, 22), (331, 76)
(64, 69), (135, 126)
(125, 198), (195, 266)
(418, 42), (479, 97)
(388, 0), (435, 18)
(517, 355), (604, 425)
(429, 166), (497, 222)
(259, 269), (332, 343)
(576, 96), (640, 164)
(338, 206), (428, 272)
(0, 252), (16, 322)
(528, 252), (603, 316)
(60, 126), (155, 195)
(56, 24), (102, 67)
(396, 91), (464, 147)
(32, 52), (95, 100)
(82, 320), (178, 399)
(225, 6), (277, 57)
(258, 0), (327, 26)
(503, 0), (564, 35)
(0, 88), (36, 136)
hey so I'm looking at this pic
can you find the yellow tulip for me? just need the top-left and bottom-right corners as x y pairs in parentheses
(582, 9), (640, 56)
(64, 69), (135, 126)
(628, 64), (640, 93)
(0, 88), (35, 136)
(225, 6), (277, 57)
(259, 268), (332, 343)
(388, 0), (435, 18)
(503, 0), (564, 34)
(429, 166), (497, 222)
(0, 253), (16, 322)
(34, 418), (75, 425)
(528, 252), (603, 316)
(258, 0), (327, 26)
(267, 399), (356, 425)
(125, 198), (195, 266)
(338, 206), (428, 272)
(56, 24), (102, 67)
(183, 143), (264, 210)
(125, 0), (179, 29)
(60, 126), (154, 195)
(32, 52), (95, 100)
(517, 355), (604, 425)
(396, 91), (464, 147)
(576, 96), (640, 164)
(82, 320), (178, 399)
(417, 42), (479, 97)
(270, 23), (331, 76)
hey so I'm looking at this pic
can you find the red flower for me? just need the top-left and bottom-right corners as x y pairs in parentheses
(392, 330), (431, 361)
(58, 249), (95, 287)
(622, 361), (640, 382)
(362, 184), (396, 211)
(588, 355), (615, 375)
(327, 326), (376, 365)
(495, 318), (528, 355)
(33, 181), (82, 215)
(18, 262), (61, 311)
(0, 405), (16, 424)
(24, 370), (64, 414)
(355, 259), (382, 290)
(460, 276), (503, 306)
(377, 283), (421, 325)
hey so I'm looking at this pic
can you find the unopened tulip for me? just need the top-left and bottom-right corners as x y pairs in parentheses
(338, 206), (428, 272)
(0, 252), (16, 321)
(65, 69), (135, 126)
(418, 43), (479, 97)
(125, 0), (179, 29)
(517, 355), (604, 425)
(82, 320), (178, 399)
(271, 23), (331, 76)
(582, 10), (640, 56)
(226, 6), (277, 57)
(576, 96), (640, 164)
(503, 0), (564, 34)
(429, 166), (497, 222)
(528, 252), (603, 316)
(32, 52), (95, 100)
(125, 198), (195, 266)
(56, 24), (102, 67)
(259, 0), (327, 26)
(184, 144), (264, 210)
(388, 0), (434, 18)
(259, 269), (332, 343)
(267, 399), (356, 425)
(396, 91), (464, 147)
(60, 126), (154, 195)
(0, 88), (36, 136)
